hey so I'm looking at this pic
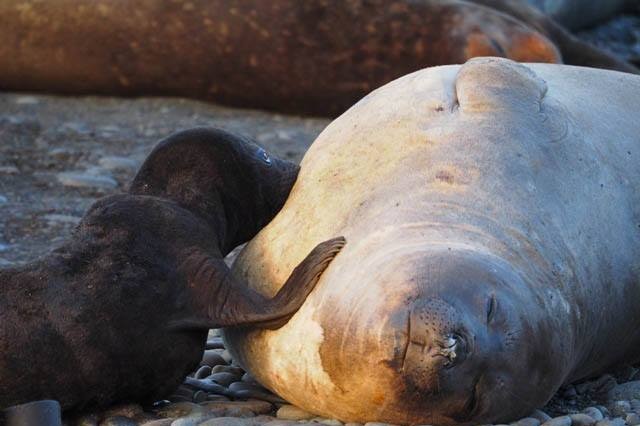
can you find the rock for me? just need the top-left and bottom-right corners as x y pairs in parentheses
(184, 377), (230, 395)
(193, 390), (208, 403)
(263, 421), (300, 426)
(211, 365), (244, 376)
(276, 405), (315, 421)
(344, 423), (364, 426)
(43, 214), (82, 224)
(0, 195), (7, 204)
(595, 419), (625, 426)
(170, 413), (211, 426)
(102, 404), (145, 419)
(201, 400), (272, 416)
(530, 410), (553, 423)
(198, 417), (263, 426)
(141, 420), (175, 426)
(630, 399), (640, 410)
(14, 96), (40, 105)
(100, 416), (138, 426)
(626, 413), (640, 426)
(0, 166), (19, 174)
(241, 373), (258, 385)
(511, 417), (542, 426)
(608, 381), (640, 402)
(540, 416), (572, 426)
(593, 375), (618, 395)
(207, 395), (231, 402)
(206, 338), (225, 349)
(311, 417), (343, 426)
(156, 402), (204, 418)
(609, 401), (631, 417)
(221, 350), (233, 364)
(57, 171), (118, 189)
(363, 423), (397, 426)
(210, 372), (239, 386)
(201, 350), (228, 368)
(0, 242), (9, 252)
(195, 366), (213, 379)
(570, 413), (596, 426)
(98, 156), (139, 171)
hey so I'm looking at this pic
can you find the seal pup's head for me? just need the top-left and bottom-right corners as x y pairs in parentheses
(129, 127), (299, 253)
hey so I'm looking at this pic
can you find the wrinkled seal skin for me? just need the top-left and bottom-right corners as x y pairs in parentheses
(1, 0), (634, 116)
(224, 58), (640, 425)
(0, 127), (345, 412)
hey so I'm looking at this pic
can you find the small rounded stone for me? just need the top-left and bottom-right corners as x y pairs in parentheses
(626, 413), (640, 426)
(595, 419), (626, 426)
(511, 417), (541, 426)
(202, 351), (228, 367)
(156, 402), (204, 418)
(221, 350), (233, 364)
(363, 423), (398, 426)
(631, 399), (640, 410)
(530, 410), (553, 423)
(193, 391), (208, 403)
(211, 365), (245, 376)
(570, 413), (596, 426)
(57, 171), (118, 189)
(140, 420), (175, 426)
(610, 401), (631, 417)
(311, 417), (343, 426)
(541, 416), (572, 426)
(210, 372), (239, 387)
(276, 405), (315, 421)
(195, 366), (213, 379)
(201, 401), (272, 416)
(206, 338), (225, 349)
(198, 417), (262, 426)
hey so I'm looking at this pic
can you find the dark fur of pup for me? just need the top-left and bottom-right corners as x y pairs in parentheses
(0, 127), (345, 412)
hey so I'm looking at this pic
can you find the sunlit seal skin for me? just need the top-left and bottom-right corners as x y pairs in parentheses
(525, 0), (634, 30)
(224, 58), (640, 425)
(0, 127), (345, 411)
(473, 0), (639, 74)
(0, 0), (564, 116)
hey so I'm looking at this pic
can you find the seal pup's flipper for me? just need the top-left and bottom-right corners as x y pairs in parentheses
(171, 236), (346, 330)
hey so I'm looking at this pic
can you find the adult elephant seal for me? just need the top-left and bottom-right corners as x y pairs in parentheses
(0, 0), (635, 117)
(0, 127), (345, 411)
(225, 58), (640, 425)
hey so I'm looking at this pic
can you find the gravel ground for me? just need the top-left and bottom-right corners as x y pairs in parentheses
(1, 10), (640, 426)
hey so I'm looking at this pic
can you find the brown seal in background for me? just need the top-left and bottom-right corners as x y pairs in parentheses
(0, 0), (635, 116)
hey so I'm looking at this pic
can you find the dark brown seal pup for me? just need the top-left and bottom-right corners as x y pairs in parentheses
(0, 127), (345, 411)
(0, 0), (634, 116)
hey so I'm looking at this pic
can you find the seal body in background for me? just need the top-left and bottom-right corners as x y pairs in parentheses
(525, 0), (634, 30)
(0, 0), (634, 116)
(224, 58), (640, 425)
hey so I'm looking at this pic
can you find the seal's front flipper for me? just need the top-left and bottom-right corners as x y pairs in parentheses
(171, 236), (345, 331)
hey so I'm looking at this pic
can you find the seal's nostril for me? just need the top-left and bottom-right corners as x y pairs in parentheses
(439, 333), (468, 368)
